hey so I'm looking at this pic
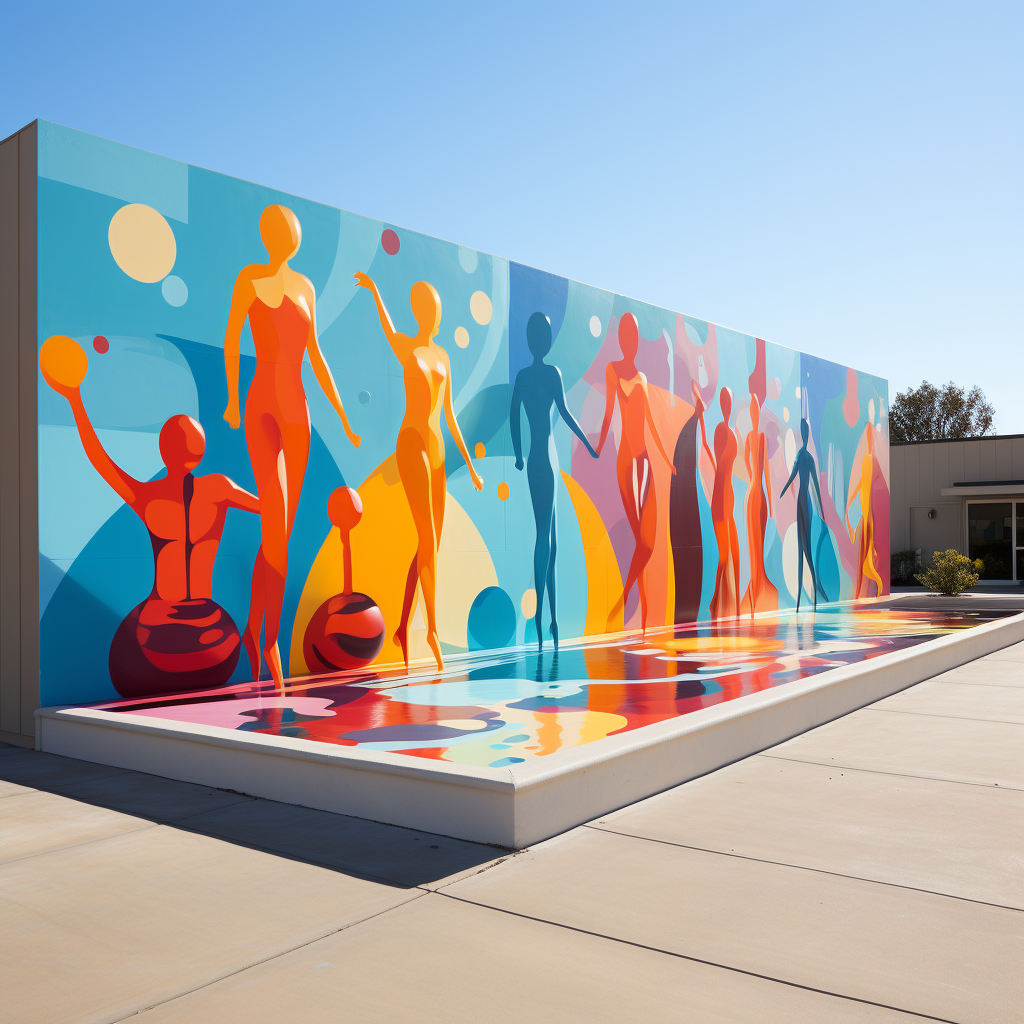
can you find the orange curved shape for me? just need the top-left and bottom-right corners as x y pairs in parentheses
(354, 272), (482, 671)
(709, 387), (741, 620)
(741, 395), (779, 616)
(594, 313), (676, 633)
(847, 424), (883, 597)
(222, 206), (360, 688)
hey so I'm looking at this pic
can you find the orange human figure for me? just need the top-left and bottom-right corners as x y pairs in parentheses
(39, 335), (260, 696)
(742, 394), (778, 616)
(223, 205), (361, 688)
(354, 272), (483, 671)
(595, 313), (676, 633)
(846, 423), (883, 597)
(707, 387), (741, 621)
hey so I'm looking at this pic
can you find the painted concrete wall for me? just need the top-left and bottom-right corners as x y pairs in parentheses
(9, 121), (890, 715)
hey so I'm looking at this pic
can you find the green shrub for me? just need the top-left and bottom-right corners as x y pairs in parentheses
(890, 549), (919, 585)
(915, 549), (984, 596)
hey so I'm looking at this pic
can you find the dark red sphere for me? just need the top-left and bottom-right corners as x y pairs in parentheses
(109, 598), (241, 698)
(304, 592), (385, 672)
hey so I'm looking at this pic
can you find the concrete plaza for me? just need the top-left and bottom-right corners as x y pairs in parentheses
(2, 626), (1022, 1023)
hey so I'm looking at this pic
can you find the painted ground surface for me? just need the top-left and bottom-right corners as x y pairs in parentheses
(91, 605), (1004, 768)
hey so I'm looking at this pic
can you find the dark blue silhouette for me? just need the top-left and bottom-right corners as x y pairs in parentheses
(779, 418), (828, 611)
(510, 312), (598, 648)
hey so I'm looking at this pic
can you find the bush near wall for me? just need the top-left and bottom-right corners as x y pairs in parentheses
(891, 550), (920, 585)
(915, 549), (983, 596)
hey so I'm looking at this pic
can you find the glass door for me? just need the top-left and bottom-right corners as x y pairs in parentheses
(967, 502), (1014, 580)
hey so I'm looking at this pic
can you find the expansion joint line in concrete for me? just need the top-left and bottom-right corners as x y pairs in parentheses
(581, 824), (1024, 915)
(108, 890), (431, 1023)
(756, 752), (1024, 793)
(431, 890), (962, 1024)
(0, 819), (159, 868)
(867, 707), (1024, 726)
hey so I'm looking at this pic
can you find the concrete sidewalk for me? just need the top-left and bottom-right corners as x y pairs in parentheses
(2, 646), (1022, 1023)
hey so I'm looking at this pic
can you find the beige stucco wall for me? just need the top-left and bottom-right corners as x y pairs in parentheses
(890, 436), (1024, 562)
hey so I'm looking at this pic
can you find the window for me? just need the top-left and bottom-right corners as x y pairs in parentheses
(968, 502), (1014, 580)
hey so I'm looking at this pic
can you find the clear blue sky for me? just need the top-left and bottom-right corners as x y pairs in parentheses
(4, 1), (1022, 430)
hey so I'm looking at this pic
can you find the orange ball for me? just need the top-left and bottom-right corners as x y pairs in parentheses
(497, 482), (510, 501)
(327, 486), (363, 532)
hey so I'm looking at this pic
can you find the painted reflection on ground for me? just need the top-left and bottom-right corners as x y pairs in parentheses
(93, 606), (1006, 767)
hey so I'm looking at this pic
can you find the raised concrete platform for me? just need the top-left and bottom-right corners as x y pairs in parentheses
(36, 606), (1024, 848)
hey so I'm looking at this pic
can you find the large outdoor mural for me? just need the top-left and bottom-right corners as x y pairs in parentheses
(36, 122), (890, 707)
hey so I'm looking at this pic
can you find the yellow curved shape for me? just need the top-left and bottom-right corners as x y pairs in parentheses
(108, 204), (176, 283)
(561, 470), (624, 635)
(290, 455), (497, 674)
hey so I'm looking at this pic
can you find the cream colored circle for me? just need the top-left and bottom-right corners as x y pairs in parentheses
(783, 406), (790, 422)
(589, 315), (602, 337)
(521, 588), (537, 619)
(454, 326), (470, 348)
(470, 290), (492, 325)
(108, 204), (176, 283)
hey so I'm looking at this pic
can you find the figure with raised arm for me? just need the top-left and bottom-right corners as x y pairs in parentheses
(595, 313), (676, 633)
(780, 418), (826, 611)
(742, 394), (778, 616)
(40, 334), (260, 698)
(354, 272), (483, 671)
(223, 205), (360, 688)
(846, 423), (883, 597)
(510, 312), (598, 649)
(707, 387), (741, 620)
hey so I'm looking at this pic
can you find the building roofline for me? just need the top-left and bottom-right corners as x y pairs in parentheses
(890, 434), (1024, 447)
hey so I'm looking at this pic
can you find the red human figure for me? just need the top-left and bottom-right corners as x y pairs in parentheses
(595, 313), (676, 633)
(742, 394), (778, 616)
(223, 205), (361, 689)
(707, 387), (741, 621)
(39, 335), (260, 697)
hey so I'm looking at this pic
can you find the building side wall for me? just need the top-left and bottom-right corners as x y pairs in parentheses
(0, 122), (39, 746)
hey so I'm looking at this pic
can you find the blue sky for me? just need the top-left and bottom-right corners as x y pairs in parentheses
(4, 1), (1021, 430)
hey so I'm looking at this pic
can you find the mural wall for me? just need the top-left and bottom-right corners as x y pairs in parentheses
(36, 122), (890, 707)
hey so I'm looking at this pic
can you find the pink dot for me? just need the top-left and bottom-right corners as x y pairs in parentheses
(93, 336), (109, 354)
(381, 229), (400, 256)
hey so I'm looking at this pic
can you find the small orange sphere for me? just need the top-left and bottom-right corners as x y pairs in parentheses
(474, 442), (486, 459)
(497, 482), (510, 501)
(327, 486), (363, 532)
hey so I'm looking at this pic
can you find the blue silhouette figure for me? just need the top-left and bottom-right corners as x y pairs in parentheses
(779, 418), (828, 611)
(510, 312), (598, 648)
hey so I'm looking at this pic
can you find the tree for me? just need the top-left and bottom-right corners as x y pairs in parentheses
(889, 381), (994, 442)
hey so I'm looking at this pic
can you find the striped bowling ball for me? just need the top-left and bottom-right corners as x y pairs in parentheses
(303, 591), (386, 672)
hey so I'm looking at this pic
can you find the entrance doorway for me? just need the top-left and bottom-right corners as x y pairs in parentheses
(966, 502), (1024, 581)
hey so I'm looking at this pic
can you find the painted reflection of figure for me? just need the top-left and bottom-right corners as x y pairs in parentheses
(354, 272), (483, 671)
(847, 424), (883, 597)
(707, 387), (741, 620)
(511, 312), (598, 648)
(224, 206), (360, 688)
(40, 335), (260, 698)
(595, 313), (676, 633)
(669, 381), (709, 625)
(742, 394), (778, 616)
(780, 418), (826, 611)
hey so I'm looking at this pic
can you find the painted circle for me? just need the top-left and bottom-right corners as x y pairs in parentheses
(327, 486), (363, 531)
(458, 246), (479, 273)
(497, 481), (510, 501)
(358, 390), (371, 405)
(454, 326), (470, 348)
(161, 275), (188, 306)
(589, 315), (602, 337)
(92, 335), (109, 354)
(470, 291), (492, 325)
(39, 335), (88, 389)
(467, 586), (517, 650)
(303, 592), (385, 671)
(783, 406), (790, 423)
(474, 442), (486, 459)
(108, 204), (176, 283)
(520, 588), (537, 619)
(381, 229), (400, 255)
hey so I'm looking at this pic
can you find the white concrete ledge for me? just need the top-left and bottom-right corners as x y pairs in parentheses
(37, 611), (1024, 849)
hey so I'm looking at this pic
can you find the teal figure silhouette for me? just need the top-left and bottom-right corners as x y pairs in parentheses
(779, 418), (828, 611)
(510, 312), (598, 648)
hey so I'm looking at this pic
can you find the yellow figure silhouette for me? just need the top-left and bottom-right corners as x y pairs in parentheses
(846, 424), (883, 597)
(223, 205), (360, 689)
(354, 272), (483, 670)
